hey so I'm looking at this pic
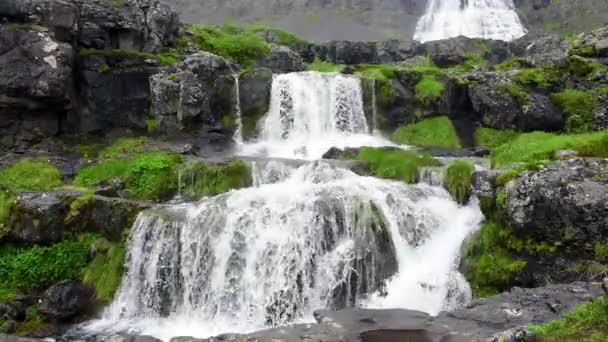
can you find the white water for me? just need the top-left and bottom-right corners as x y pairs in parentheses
(414, 0), (527, 42)
(76, 71), (483, 341)
(238, 72), (395, 160)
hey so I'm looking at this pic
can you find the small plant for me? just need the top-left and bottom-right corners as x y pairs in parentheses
(354, 64), (404, 81)
(445, 160), (474, 204)
(82, 237), (126, 302)
(146, 118), (158, 133)
(357, 147), (440, 184)
(494, 57), (530, 71)
(392, 116), (461, 150)
(0, 158), (62, 190)
(415, 76), (444, 104)
(551, 89), (597, 132)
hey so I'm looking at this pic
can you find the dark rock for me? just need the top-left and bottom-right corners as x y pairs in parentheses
(321, 147), (360, 160)
(110, 337), (164, 342)
(5, 296), (35, 321)
(0, 0), (78, 40)
(512, 34), (569, 67)
(519, 92), (564, 131)
(257, 45), (304, 73)
(471, 170), (497, 201)
(304, 40), (417, 65)
(94, 177), (126, 197)
(0, 302), (7, 318)
(506, 158), (608, 255)
(39, 281), (95, 322)
(593, 93), (608, 130)
(418, 36), (511, 67)
(82, 195), (149, 241)
(150, 52), (236, 135)
(0, 321), (19, 334)
(238, 68), (273, 140)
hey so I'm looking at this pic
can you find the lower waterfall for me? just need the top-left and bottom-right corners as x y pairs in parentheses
(414, 0), (527, 42)
(76, 71), (483, 341)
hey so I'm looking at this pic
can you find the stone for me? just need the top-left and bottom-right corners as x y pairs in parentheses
(107, 336), (163, 342)
(597, 38), (608, 57)
(593, 93), (608, 130)
(257, 45), (304, 73)
(238, 68), (273, 140)
(94, 177), (126, 197)
(5, 296), (35, 321)
(39, 281), (94, 322)
(554, 149), (579, 160)
(471, 170), (497, 200)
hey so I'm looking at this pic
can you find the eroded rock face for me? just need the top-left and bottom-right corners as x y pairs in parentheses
(257, 45), (304, 73)
(506, 158), (608, 254)
(149, 52), (236, 134)
(39, 281), (95, 322)
(238, 68), (273, 140)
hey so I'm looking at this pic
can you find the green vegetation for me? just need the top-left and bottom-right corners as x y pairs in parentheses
(494, 57), (530, 71)
(495, 160), (550, 186)
(146, 119), (158, 133)
(450, 53), (487, 72)
(98, 64), (110, 74)
(530, 297), (608, 341)
(0, 191), (15, 228)
(515, 66), (560, 89)
(474, 128), (520, 150)
(83, 237), (126, 302)
(415, 76), (444, 104)
(0, 159), (62, 190)
(392, 116), (461, 150)
(595, 242), (608, 260)
(552, 89), (598, 132)
(79, 48), (177, 66)
(354, 64), (403, 81)
(0, 234), (98, 300)
(445, 161), (474, 204)
(178, 160), (252, 199)
(74, 152), (181, 200)
(357, 147), (440, 184)
(306, 58), (345, 73)
(568, 56), (607, 79)
(490, 131), (608, 168)
(99, 137), (147, 158)
(248, 25), (308, 45)
(16, 306), (44, 336)
(496, 83), (529, 106)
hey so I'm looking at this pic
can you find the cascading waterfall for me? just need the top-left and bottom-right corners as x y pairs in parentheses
(239, 72), (395, 160)
(232, 73), (244, 144)
(76, 71), (484, 341)
(414, 0), (527, 42)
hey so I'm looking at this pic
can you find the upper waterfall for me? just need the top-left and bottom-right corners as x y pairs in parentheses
(239, 72), (395, 160)
(414, 0), (527, 42)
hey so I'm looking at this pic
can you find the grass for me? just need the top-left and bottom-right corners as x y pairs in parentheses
(306, 58), (345, 73)
(99, 137), (147, 158)
(551, 89), (598, 132)
(445, 161), (474, 204)
(354, 64), (404, 81)
(80, 48), (177, 66)
(392, 116), (461, 150)
(490, 131), (608, 168)
(494, 57), (530, 71)
(0, 158), (62, 190)
(474, 128), (520, 150)
(82, 237), (126, 303)
(178, 160), (252, 199)
(515, 66), (560, 89)
(248, 25), (308, 45)
(449, 53), (487, 72)
(357, 147), (440, 184)
(415, 76), (444, 104)
(0, 191), (15, 227)
(495, 160), (550, 186)
(530, 297), (608, 341)
(496, 83), (529, 106)
(568, 56), (607, 79)
(74, 152), (181, 200)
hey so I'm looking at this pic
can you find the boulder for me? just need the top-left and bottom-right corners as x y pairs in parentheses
(150, 52), (236, 135)
(38, 281), (94, 322)
(238, 68), (273, 140)
(506, 158), (608, 254)
(471, 170), (497, 200)
(301, 40), (417, 65)
(512, 34), (570, 67)
(418, 36), (511, 66)
(257, 45), (304, 73)
(5, 296), (35, 321)
(593, 93), (608, 130)
(0, 0), (78, 40)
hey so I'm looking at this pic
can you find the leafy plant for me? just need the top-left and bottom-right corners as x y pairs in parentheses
(445, 160), (474, 204)
(82, 237), (126, 302)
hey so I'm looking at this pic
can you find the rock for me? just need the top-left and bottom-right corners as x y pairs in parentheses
(0, 321), (19, 334)
(0, 333), (40, 341)
(0, 0), (78, 40)
(554, 149), (579, 160)
(506, 158), (608, 254)
(238, 68), (273, 140)
(0, 25), (74, 150)
(257, 45), (304, 73)
(471, 170), (497, 200)
(512, 34), (570, 67)
(593, 93), (608, 130)
(38, 281), (95, 322)
(597, 38), (608, 57)
(418, 36), (511, 67)
(303, 40), (417, 65)
(5, 296), (35, 321)
(107, 336), (163, 342)
(150, 52), (236, 135)
(94, 177), (126, 197)
(82, 195), (149, 241)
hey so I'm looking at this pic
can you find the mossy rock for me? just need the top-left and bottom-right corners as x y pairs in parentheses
(238, 68), (273, 140)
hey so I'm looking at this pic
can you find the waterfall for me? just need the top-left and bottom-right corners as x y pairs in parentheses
(233, 73), (244, 144)
(238, 72), (394, 160)
(74, 71), (483, 341)
(414, 0), (527, 42)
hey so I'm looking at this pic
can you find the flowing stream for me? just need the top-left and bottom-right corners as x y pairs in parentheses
(414, 0), (527, 42)
(77, 71), (483, 341)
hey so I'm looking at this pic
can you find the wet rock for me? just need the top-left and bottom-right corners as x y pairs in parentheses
(5, 296), (36, 321)
(94, 177), (126, 198)
(257, 45), (304, 73)
(506, 158), (608, 255)
(38, 281), (95, 322)
(238, 68), (273, 140)
(150, 52), (236, 135)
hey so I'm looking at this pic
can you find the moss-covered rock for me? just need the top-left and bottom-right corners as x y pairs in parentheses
(178, 159), (252, 199)
(444, 160), (474, 204)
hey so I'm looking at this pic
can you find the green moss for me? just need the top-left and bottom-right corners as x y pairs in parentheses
(551, 89), (598, 132)
(146, 119), (158, 133)
(515, 66), (560, 89)
(491, 131), (608, 168)
(474, 128), (520, 150)
(0, 190), (15, 228)
(568, 56), (607, 79)
(354, 64), (404, 81)
(98, 64), (110, 74)
(495, 160), (550, 186)
(79, 48), (177, 66)
(357, 147), (440, 184)
(0, 158), (62, 190)
(82, 237), (126, 303)
(594, 242), (608, 260)
(493, 57), (529, 71)
(570, 43), (598, 58)
(449, 53), (487, 72)
(415, 76), (444, 104)
(306, 58), (345, 73)
(167, 73), (181, 83)
(74, 152), (181, 200)
(496, 83), (529, 106)
(0, 234), (98, 293)
(445, 160), (473, 204)
(248, 25), (308, 45)
(392, 116), (461, 150)
(179, 160), (252, 199)
(99, 137), (147, 158)
(530, 297), (608, 341)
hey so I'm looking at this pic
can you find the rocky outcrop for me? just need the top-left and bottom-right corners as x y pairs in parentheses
(149, 52), (236, 136)
(417, 36), (511, 66)
(8, 189), (149, 243)
(506, 158), (608, 253)
(593, 93), (608, 130)
(38, 281), (95, 322)
(238, 68), (273, 139)
(256, 45), (304, 73)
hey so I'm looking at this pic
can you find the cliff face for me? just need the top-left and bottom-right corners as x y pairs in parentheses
(167, 0), (608, 41)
